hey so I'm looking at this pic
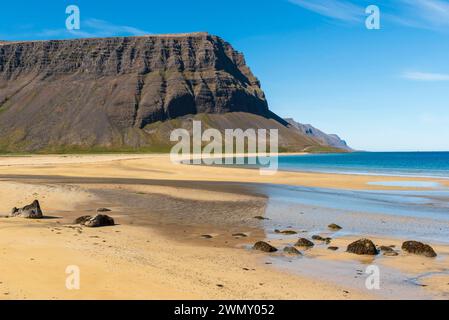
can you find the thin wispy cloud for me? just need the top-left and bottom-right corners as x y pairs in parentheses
(288, 0), (449, 31)
(288, 0), (364, 23)
(82, 19), (150, 37)
(402, 71), (449, 81)
(395, 0), (449, 29)
(2, 18), (150, 41)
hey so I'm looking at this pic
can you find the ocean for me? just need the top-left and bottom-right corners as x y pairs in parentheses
(278, 152), (449, 178)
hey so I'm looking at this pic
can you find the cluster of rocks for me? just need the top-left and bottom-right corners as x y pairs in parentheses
(252, 234), (438, 259)
(346, 239), (437, 258)
(8, 201), (116, 228)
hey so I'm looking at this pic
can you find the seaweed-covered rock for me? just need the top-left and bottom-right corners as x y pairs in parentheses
(253, 241), (277, 253)
(346, 239), (378, 256)
(402, 241), (437, 258)
(295, 238), (314, 248)
(10, 200), (43, 219)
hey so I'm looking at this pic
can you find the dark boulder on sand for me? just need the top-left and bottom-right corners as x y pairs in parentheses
(295, 238), (314, 248)
(74, 214), (115, 228)
(328, 223), (342, 231)
(347, 239), (378, 255)
(402, 241), (437, 258)
(275, 229), (298, 235)
(253, 241), (277, 253)
(283, 246), (302, 255)
(10, 200), (43, 219)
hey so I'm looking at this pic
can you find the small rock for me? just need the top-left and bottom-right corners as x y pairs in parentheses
(347, 239), (378, 255)
(328, 246), (339, 251)
(275, 230), (298, 235)
(74, 216), (92, 225)
(312, 235), (324, 241)
(295, 238), (314, 248)
(283, 246), (302, 255)
(312, 235), (332, 244)
(10, 200), (43, 219)
(253, 241), (277, 253)
(201, 234), (213, 239)
(402, 241), (437, 258)
(232, 233), (247, 238)
(253, 216), (269, 220)
(97, 208), (112, 212)
(383, 251), (399, 257)
(328, 223), (342, 231)
(74, 214), (115, 228)
(379, 246), (394, 252)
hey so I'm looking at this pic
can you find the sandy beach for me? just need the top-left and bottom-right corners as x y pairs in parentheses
(0, 154), (448, 300)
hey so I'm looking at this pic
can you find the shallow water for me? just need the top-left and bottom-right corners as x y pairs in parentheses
(252, 183), (449, 299)
(367, 181), (442, 188)
(255, 184), (449, 243)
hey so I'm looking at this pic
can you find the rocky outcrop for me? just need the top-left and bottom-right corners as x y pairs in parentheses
(10, 200), (43, 219)
(0, 34), (350, 153)
(402, 241), (437, 258)
(0, 34), (270, 152)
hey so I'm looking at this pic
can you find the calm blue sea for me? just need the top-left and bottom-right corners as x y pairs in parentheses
(278, 152), (449, 178)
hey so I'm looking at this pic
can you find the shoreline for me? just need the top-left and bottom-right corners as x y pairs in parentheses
(0, 154), (448, 299)
(0, 154), (448, 191)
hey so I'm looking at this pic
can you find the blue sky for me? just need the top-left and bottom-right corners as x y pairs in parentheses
(1, 0), (448, 151)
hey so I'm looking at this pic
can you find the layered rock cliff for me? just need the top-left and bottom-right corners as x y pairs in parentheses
(0, 33), (348, 153)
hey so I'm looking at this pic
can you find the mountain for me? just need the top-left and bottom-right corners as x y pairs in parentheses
(0, 33), (349, 153)
(285, 118), (352, 151)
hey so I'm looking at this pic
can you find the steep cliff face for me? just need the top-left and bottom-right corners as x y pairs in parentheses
(0, 33), (346, 153)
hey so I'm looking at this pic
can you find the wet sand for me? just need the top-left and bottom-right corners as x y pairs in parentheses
(0, 154), (448, 299)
